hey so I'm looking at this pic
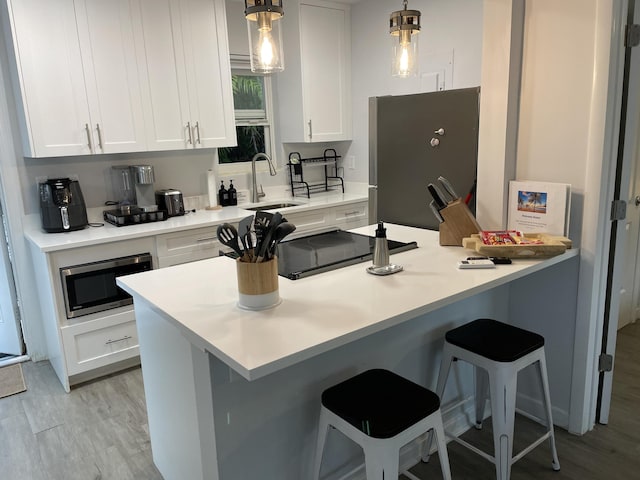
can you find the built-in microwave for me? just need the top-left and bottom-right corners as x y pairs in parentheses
(60, 253), (152, 319)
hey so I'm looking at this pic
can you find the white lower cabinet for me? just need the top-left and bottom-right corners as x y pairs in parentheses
(61, 308), (138, 376)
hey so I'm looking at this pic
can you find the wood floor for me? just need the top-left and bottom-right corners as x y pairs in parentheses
(1, 322), (639, 480)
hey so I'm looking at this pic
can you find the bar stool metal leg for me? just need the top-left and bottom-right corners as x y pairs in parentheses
(488, 365), (517, 480)
(474, 367), (489, 429)
(537, 353), (561, 470)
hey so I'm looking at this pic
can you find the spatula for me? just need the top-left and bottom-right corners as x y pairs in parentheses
(216, 223), (244, 259)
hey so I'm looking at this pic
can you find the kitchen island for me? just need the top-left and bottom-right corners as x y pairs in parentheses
(117, 224), (580, 480)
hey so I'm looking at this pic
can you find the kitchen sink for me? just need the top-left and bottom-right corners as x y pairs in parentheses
(243, 202), (303, 211)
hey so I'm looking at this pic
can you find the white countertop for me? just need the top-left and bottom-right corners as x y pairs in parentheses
(23, 192), (367, 252)
(117, 224), (579, 381)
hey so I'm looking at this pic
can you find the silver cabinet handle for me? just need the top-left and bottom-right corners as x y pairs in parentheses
(194, 121), (201, 144)
(186, 122), (193, 145)
(308, 119), (312, 140)
(96, 123), (103, 150)
(196, 236), (217, 243)
(105, 335), (132, 345)
(85, 123), (93, 153)
(343, 210), (360, 216)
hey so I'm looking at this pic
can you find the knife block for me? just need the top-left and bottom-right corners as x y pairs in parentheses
(438, 199), (482, 246)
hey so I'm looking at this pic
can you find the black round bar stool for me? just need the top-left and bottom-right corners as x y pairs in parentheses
(430, 319), (560, 480)
(313, 368), (452, 479)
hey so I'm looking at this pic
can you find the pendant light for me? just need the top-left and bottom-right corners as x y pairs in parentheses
(389, 0), (421, 77)
(244, 0), (285, 74)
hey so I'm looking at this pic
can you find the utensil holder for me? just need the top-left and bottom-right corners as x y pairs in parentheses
(236, 257), (281, 310)
(439, 199), (482, 246)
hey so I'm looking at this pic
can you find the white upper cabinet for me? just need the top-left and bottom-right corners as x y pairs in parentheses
(5, 0), (147, 157)
(4, 0), (235, 157)
(6, 0), (93, 157)
(76, 0), (148, 154)
(134, 0), (236, 150)
(277, 0), (351, 143)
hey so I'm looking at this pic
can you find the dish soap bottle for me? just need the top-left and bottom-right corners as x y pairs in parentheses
(218, 181), (229, 207)
(228, 180), (238, 206)
(372, 221), (390, 267)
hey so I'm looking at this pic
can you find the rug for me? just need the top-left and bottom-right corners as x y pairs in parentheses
(0, 363), (26, 399)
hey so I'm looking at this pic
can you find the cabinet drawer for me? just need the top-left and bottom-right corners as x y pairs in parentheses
(334, 202), (367, 223)
(284, 209), (330, 237)
(156, 226), (221, 267)
(61, 308), (138, 376)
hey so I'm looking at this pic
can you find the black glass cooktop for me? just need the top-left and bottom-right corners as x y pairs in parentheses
(275, 229), (417, 280)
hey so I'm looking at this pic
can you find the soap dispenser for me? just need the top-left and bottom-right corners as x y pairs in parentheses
(228, 180), (238, 206)
(367, 221), (403, 275)
(218, 181), (229, 207)
(373, 221), (390, 267)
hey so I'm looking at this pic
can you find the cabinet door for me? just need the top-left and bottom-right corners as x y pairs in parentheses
(299, 2), (351, 142)
(134, 0), (192, 151)
(179, 0), (236, 148)
(134, 0), (235, 151)
(76, 0), (148, 153)
(6, 0), (92, 157)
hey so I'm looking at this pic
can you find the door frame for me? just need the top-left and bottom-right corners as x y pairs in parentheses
(597, 0), (640, 424)
(0, 195), (24, 357)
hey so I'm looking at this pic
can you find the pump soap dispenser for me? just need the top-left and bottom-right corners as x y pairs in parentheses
(367, 221), (403, 275)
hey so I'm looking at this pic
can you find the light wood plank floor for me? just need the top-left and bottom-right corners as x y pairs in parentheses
(1, 323), (639, 480)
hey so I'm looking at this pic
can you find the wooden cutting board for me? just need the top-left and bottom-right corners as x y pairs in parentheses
(462, 233), (572, 258)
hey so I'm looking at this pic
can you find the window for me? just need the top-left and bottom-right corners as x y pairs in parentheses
(218, 63), (276, 173)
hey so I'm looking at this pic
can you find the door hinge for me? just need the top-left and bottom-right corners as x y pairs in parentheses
(626, 24), (640, 47)
(599, 353), (613, 372)
(611, 200), (627, 221)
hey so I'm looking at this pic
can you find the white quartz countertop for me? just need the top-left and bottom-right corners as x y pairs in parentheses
(24, 192), (367, 252)
(117, 224), (579, 381)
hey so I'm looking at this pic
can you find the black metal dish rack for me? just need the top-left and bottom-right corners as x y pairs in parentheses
(287, 148), (345, 198)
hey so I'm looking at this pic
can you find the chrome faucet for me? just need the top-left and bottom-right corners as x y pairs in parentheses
(251, 153), (277, 203)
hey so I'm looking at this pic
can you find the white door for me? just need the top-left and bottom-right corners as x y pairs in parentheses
(618, 112), (640, 330)
(598, 1), (640, 424)
(0, 201), (22, 356)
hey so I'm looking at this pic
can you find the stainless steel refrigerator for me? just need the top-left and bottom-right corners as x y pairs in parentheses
(369, 87), (480, 230)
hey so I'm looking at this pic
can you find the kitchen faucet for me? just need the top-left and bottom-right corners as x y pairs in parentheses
(251, 153), (277, 203)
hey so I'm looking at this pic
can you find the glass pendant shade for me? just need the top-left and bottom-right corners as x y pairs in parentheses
(245, 0), (285, 74)
(389, 1), (421, 78)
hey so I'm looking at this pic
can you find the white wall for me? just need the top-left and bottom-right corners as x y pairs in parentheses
(347, 0), (484, 183)
(477, 0), (625, 433)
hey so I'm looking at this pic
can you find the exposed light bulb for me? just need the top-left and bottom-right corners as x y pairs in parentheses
(247, 9), (284, 73)
(389, 1), (421, 78)
(398, 44), (410, 76)
(258, 29), (275, 68)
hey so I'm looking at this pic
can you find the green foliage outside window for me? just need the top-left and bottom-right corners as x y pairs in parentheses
(219, 75), (268, 163)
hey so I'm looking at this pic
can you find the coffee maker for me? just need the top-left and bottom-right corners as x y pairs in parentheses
(39, 178), (88, 233)
(130, 165), (157, 212)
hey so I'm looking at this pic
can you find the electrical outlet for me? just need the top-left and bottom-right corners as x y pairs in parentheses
(347, 155), (356, 170)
